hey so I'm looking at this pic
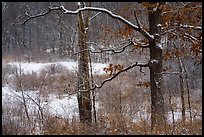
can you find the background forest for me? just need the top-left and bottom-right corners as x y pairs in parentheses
(2, 2), (202, 135)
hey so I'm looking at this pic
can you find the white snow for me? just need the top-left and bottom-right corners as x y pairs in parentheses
(150, 59), (159, 65)
(2, 60), (107, 119)
(45, 94), (78, 118)
(167, 111), (183, 123)
(2, 86), (22, 103)
(91, 63), (108, 75)
(2, 85), (79, 119)
(157, 24), (162, 27)
(2, 84), (202, 130)
(2, 60), (202, 133)
(157, 43), (163, 49)
(8, 61), (108, 75)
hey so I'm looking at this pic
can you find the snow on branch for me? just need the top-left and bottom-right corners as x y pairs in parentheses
(184, 33), (201, 43)
(89, 12), (102, 21)
(180, 24), (202, 31)
(59, 6), (154, 40)
(77, 2), (81, 6)
(22, 5), (154, 41)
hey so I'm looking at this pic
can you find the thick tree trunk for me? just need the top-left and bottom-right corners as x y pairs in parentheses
(77, 5), (92, 124)
(148, 4), (166, 131)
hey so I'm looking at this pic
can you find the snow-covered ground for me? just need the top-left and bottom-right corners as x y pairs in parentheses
(3, 61), (107, 119)
(7, 61), (108, 75)
(2, 61), (202, 131)
(2, 86), (78, 119)
(3, 83), (201, 126)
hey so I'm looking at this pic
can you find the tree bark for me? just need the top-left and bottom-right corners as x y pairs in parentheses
(148, 3), (166, 131)
(77, 3), (92, 124)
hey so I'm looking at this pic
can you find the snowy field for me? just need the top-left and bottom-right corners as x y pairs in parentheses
(2, 61), (202, 128)
(7, 61), (108, 75)
(2, 61), (107, 119)
(2, 86), (79, 118)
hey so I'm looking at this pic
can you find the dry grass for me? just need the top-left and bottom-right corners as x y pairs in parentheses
(10, 63), (77, 96)
(2, 97), (202, 135)
(2, 62), (202, 135)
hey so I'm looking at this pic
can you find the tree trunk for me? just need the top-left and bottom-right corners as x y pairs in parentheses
(77, 3), (92, 124)
(148, 4), (166, 131)
(183, 59), (192, 125)
(173, 43), (187, 124)
(178, 57), (186, 124)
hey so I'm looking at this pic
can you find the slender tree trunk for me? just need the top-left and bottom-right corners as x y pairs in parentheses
(173, 43), (187, 124)
(180, 57), (193, 132)
(77, 3), (92, 124)
(178, 57), (186, 124)
(148, 3), (166, 131)
(168, 91), (175, 134)
(89, 50), (97, 125)
(182, 59), (192, 125)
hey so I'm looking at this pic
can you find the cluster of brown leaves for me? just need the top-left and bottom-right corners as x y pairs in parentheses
(118, 25), (134, 38)
(116, 4), (135, 20)
(163, 48), (189, 61)
(98, 24), (113, 45)
(141, 2), (160, 10)
(136, 81), (150, 88)
(103, 63), (124, 76)
(190, 43), (201, 56)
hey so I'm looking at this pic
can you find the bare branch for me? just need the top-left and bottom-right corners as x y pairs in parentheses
(66, 61), (149, 96)
(134, 10), (141, 29)
(22, 6), (60, 25)
(184, 33), (201, 43)
(73, 39), (133, 55)
(23, 5), (154, 41)
(91, 61), (149, 90)
(74, 37), (150, 56)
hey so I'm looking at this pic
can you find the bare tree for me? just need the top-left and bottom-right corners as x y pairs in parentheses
(77, 2), (92, 124)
